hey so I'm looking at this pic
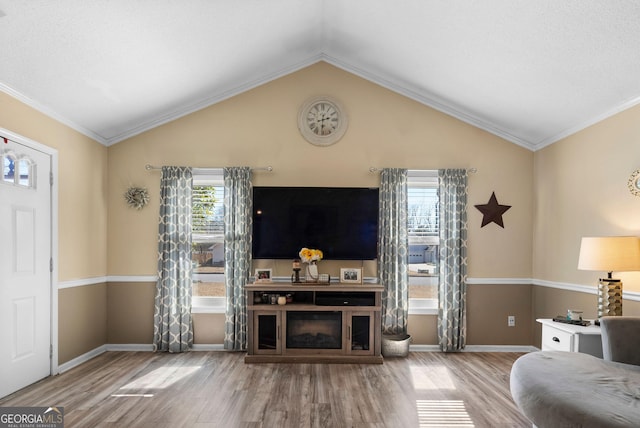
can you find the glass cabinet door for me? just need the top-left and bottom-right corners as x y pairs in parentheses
(254, 311), (281, 354)
(348, 311), (374, 355)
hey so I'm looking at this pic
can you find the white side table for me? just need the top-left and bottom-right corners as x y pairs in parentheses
(537, 318), (603, 358)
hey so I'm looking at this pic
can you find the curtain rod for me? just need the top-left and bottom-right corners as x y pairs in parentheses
(368, 167), (477, 174)
(145, 164), (273, 172)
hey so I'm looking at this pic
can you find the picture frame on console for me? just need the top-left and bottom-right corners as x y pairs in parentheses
(255, 268), (272, 283)
(340, 268), (362, 284)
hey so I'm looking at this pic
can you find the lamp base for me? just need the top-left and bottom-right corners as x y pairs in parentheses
(597, 279), (623, 318)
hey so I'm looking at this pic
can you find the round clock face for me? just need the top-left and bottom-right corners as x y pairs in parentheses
(298, 96), (348, 146)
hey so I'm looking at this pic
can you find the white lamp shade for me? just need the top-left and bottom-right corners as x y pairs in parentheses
(578, 236), (640, 272)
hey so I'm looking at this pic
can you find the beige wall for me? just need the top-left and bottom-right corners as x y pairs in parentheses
(59, 284), (107, 364)
(104, 286), (535, 348)
(193, 314), (226, 344)
(107, 282), (155, 344)
(105, 63), (534, 346)
(409, 284), (534, 346)
(106, 282), (227, 345)
(532, 101), (640, 343)
(107, 62), (533, 279)
(533, 104), (640, 292)
(467, 284), (533, 345)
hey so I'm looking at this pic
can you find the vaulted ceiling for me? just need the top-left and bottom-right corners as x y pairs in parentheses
(2, 1), (640, 151)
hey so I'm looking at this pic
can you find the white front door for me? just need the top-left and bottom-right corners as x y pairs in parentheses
(0, 138), (52, 398)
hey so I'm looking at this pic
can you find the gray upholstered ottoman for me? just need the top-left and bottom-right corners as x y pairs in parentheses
(510, 351), (640, 427)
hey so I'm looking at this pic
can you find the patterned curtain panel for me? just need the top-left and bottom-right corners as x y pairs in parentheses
(437, 169), (468, 352)
(223, 167), (252, 351)
(153, 166), (194, 353)
(378, 168), (409, 334)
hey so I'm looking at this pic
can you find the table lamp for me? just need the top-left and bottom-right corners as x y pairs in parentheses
(578, 236), (640, 318)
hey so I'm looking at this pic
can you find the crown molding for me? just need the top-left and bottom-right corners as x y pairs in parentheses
(2, 54), (538, 150)
(532, 93), (640, 150)
(104, 54), (325, 146)
(319, 53), (537, 152)
(5, 55), (640, 152)
(0, 82), (107, 145)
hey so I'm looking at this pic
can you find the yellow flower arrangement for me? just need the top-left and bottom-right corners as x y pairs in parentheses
(299, 247), (323, 263)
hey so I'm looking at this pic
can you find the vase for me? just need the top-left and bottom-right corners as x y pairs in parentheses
(306, 262), (319, 282)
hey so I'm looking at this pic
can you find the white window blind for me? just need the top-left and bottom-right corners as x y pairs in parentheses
(407, 179), (438, 245)
(192, 184), (224, 242)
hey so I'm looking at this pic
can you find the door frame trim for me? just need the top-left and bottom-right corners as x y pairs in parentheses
(1, 127), (59, 375)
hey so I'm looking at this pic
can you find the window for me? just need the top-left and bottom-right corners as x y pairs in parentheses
(2, 151), (35, 188)
(408, 171), (438, 303)
(192, 171), (225, 308)
(3, 153), (15, 182)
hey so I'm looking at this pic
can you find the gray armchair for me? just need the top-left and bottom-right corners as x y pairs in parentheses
(510, 317), (640, 427)
(600, 316), (640, 366)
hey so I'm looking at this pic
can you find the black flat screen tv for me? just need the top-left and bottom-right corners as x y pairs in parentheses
(252, 187), (379, 260)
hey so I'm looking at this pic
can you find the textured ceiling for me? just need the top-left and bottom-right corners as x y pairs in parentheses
(1, 1), (640, 150)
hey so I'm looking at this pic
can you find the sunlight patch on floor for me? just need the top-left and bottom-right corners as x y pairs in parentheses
(118, 365), (201, 390)
(410, 365), (456, 390)
(416, 400), (474, 427)
(111, 394), (154, 398)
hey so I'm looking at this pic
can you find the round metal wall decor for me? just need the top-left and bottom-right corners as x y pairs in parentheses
(628, 169), (640, 196)
(124, 186), (150, 210)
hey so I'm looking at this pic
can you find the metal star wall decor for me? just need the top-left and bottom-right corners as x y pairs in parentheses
(475, 192), (511, 228)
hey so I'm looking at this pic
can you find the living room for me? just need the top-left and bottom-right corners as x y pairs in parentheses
(2, 3), (640, 426)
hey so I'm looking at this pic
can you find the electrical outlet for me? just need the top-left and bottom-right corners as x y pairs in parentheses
(508, 315), (516, 327)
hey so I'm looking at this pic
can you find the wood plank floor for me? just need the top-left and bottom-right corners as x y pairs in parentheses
(0, 351), (531, 427)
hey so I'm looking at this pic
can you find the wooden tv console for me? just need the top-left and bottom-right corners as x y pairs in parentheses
(245, 282), (383, 364)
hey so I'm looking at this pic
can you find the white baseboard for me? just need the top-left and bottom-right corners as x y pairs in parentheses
(57, 343), (229, 373)
(58, 343), (537, 373)
(58, 344), (152, 373)
(58, 345), (108, 373)
(192, 344), (226, 351)
(463, 345), (538, 352)
(107, 344), (155, 352)
(409, 345), (441, 352)
(410, 344), (538, 352)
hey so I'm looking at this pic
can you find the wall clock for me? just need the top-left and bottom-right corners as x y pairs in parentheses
(298, 96), (348, 146)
